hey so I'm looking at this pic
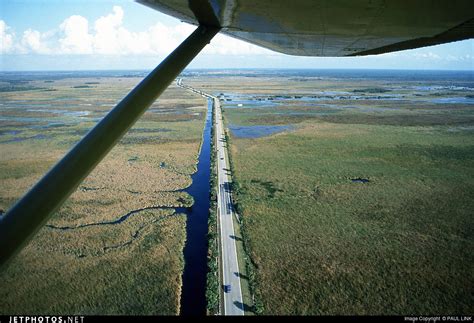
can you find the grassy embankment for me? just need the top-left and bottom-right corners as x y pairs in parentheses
(205, 98), (220, 314)
(0, 76), (206, 314)
(219, 75), (474, 314)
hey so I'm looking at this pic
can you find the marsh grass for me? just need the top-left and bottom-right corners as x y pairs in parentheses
(1, 214), (186, 315)
(212, 74), (474, 315)
(230, 121), (474, 314)
(0, 75), (207, 314)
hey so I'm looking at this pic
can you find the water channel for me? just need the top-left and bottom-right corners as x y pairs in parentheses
(179, 98), (212, 316)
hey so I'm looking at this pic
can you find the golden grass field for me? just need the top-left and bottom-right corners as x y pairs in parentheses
(0, 73), (207, 314)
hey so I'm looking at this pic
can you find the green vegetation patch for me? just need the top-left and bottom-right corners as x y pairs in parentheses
(250, 179), (283, 198)
(230, 121), (474, 314)
(352, 87), (391, 93)
(72, 85), (95, 89)
(211, 72), (474, 315)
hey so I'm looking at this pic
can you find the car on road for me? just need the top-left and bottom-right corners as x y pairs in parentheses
(224, 284), (231, 293)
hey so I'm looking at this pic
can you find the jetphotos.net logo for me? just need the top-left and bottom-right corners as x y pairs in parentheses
(7, 317), (84, 323)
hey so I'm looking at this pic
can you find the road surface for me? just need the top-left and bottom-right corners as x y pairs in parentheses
(177, 79), (244, 316)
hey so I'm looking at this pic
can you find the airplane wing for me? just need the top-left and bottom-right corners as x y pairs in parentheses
(137, 0), (474, 56)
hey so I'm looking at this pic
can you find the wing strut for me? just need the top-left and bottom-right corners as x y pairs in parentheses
(0, 24), (220, 268)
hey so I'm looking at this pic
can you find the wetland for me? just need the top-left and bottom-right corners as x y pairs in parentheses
(1, 69), (473, 315)
(187, 69), (474, 315)
(0, 71), (208, 314)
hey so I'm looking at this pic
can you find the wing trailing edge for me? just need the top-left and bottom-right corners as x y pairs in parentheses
(137, 0), (474, 56)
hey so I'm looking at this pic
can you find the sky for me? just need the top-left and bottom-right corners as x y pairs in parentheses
(1, 0), (473, 71)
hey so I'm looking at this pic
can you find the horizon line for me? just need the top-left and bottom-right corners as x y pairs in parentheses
(1, 67), (473, 73)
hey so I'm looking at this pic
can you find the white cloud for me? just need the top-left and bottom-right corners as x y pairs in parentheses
(449, 54), (473, 62)
(147, 22), (194, 54)
(206, 33), (270, 55)
(19, 29), (52, 54)
(59, 15), (93, 54)
(412, 52), (441, 60)
(21, 29), (41, 52)
(93, 5), (124, 54)
(1, 6), (269, 56)
(0, 20), (14, 53)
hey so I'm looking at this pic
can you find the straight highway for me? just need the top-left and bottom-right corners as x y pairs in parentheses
(177, 79), (244, 316)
